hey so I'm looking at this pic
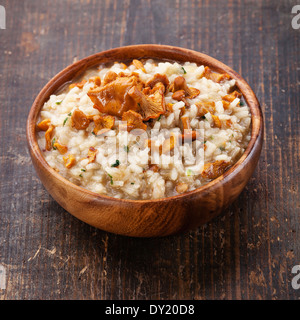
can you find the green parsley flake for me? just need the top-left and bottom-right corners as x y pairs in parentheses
(187, 169), (194, 176)
(111, 160), (120, 167)
(157, 115), (162, 121)
(181, 67), (187, 74)
(108, 174), (113, 185)
(124, 145), (130, 153)
(81, 169), (86, 172)
(55, 101), (63, 105)
(219, 146), (226, 151)
(63, 117), (68, 126)
(52, 138), (57, 150)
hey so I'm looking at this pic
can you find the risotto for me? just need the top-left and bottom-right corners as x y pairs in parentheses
(36, 59), (251, 200)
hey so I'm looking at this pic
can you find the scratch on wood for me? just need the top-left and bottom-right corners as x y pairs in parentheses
(27, 245), (41, 262)
(79, 266), (88, 277)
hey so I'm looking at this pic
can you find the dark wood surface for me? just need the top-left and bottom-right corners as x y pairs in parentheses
(0, 0), (299, 300)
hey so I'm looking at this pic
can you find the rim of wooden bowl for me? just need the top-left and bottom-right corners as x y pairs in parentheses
(26, 44), (263, 204)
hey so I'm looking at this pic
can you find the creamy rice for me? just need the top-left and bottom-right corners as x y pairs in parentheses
(37, 59), (251, 199)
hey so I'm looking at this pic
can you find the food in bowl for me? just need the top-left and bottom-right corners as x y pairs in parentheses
(36, 59), (251, 200)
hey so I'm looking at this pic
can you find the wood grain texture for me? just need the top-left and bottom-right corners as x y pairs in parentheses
(0, 0), (299, 299)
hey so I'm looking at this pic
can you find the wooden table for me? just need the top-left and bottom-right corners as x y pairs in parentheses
(0, 0), (299, 300)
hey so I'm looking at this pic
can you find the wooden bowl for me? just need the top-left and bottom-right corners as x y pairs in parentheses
(26, 45), (263, 237)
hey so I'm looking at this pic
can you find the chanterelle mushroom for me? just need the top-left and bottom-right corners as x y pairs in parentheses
(93, 114), (115, 135)
(179, 117), (199, 143)
(195, 101), (215, 117)
(132, 59), (146, 73)
(45, 125), (55, 151)
(88, 76), (101, 87)
(37, 119), (51, 131)
(201, 160), (230, 180)
(146, 135), (176, 155)
(181, 116), (191, 130)
(145, 73), (169, 92)
(202, 66), (231, 83)
(172, 76), (200, 99)
(102, 71), (118, 85)
(172, 90), (186, 102)
(128, 86), (165, 121)
(161, 135), (176, 154)
(87, 76), (141, 117)
(87, 147), (98, 164)
(53, 142), (68, 154)
(63, 154), (76, 169)
(222, 90), (242, 102)
(71, 109), (91, 130)
(121, 110), (147, 132)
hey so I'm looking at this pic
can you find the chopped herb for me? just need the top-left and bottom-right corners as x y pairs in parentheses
(240, 101), (245, 106)
(187, 169), (194, 176)
(81, 169), (86, 172)
(204, 140), (207, 144)
(108, 173), (113, 185)
(157, 115), (162, 121)
(52, 138), (57, 150)
(56, 101), (63, 105)
(111, 160), (120, 167)
(63, 117), (68, 126)
(79, 174), (83, 178)
(181, 67), (187, 74)
(232, 134), (234, 137)
(219, 146), (226, 151)
(229, 140), (232, 143)
(124, 145), (130, 153)
(68, 112), (72, 116)
(209, 135), (214, 140)
(137, 102), (141, 107)
(131, 182), (135, 185)
(201, 115), (206, 120)
(92, 131), (96, 136)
